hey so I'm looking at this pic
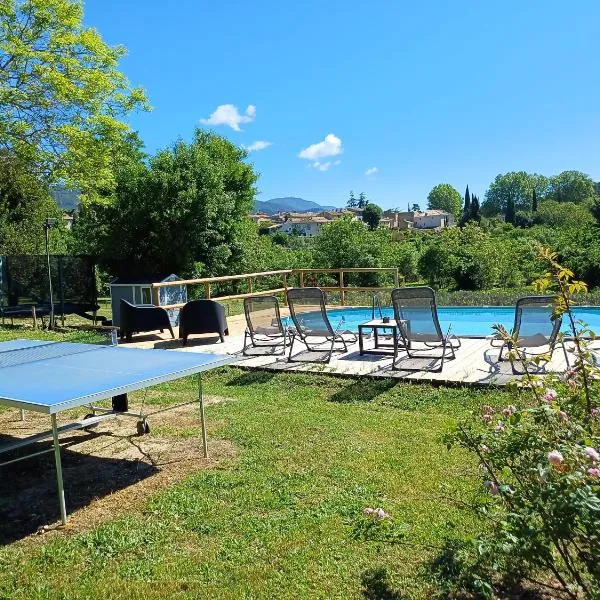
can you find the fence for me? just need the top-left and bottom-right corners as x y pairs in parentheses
(152, 267), (402, 310)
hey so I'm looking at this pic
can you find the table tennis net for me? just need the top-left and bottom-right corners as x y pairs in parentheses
(0, 342), (102, 369)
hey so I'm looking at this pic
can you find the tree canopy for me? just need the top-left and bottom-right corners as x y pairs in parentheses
(547, 170), (596, 204)
(72, 130), (257, 277)
(482, 171), (549, 216)
(427, 184), (462, 217)
(0, 0), (148, 196)
(362, 203), (382, 230)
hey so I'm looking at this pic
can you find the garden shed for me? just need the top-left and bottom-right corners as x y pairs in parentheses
(109, 274), (186, 327)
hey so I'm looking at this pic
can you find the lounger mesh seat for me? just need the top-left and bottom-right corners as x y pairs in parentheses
(496, 296), (567, 366)
(243, 295), (289, 355)
(391, 287), (460, 371)
(286, 287), (357, 363)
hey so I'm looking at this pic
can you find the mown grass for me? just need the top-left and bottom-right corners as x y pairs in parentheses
(0, 327), (513, 599)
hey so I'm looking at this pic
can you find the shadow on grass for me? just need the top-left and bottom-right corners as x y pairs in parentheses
(329, 378), (398, 404)
(0, 432), (158, 544)
(226, 369), (277, 386)
(361, 567), (406, 600)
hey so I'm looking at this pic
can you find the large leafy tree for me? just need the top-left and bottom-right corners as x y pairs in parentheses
(482, 172), (549, 216)
(362, 202), (382, 230)
(547, 170), (596, 204)
(427, 183), (462, 218)
(0, 0), (148, 195)
(73, 130), (257, 277)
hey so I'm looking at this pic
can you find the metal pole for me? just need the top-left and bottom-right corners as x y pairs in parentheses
(198, 374), (208, 458)
(51, 413), (67, 525)
(44, 224), (55, 329)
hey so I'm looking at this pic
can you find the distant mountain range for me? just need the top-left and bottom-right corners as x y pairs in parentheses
(254, 197), (337, 215)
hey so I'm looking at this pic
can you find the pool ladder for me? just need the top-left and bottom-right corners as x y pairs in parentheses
(371, 294), (383, 319)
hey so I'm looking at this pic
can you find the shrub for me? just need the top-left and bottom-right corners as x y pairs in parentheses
(437, 248), (600, 598)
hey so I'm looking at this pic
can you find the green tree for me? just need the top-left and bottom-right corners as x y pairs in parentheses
(362, 203), (382, 230)
(469, 195), (481, 223)
(357, 192), (368, 208)
(505, 197), (516, 225)
(531, 189), (538, 212)
(464, 185), (471, 212)
(347, 190), (357, 208)
(0, 154), (67, 254)
(548, 170), (596, 204)
(0, 0), (148, 196)
(532, 200), (595, 229)
(482, 171), (549, 216)
(73, 129), (257, 277)
(427, 183), (462, 218)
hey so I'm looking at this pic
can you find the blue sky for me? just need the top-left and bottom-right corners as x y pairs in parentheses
(85, 1), (599, 209)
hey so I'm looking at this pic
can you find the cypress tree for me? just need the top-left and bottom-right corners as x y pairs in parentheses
(532, 189), (538, 212)
(505, 197), (516, 224)
(464, 185), (471, 212)
(470, 195), (481, 223)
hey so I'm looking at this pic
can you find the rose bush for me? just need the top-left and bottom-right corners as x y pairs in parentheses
(439, 249), (600, 599)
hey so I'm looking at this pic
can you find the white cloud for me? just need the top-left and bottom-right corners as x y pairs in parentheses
(244, 140), (272, 152)
(310, 159), (342, 172)
(298, 133), (343, 160)
(200, 104), (256, 131)
(365, 167), (378, 176)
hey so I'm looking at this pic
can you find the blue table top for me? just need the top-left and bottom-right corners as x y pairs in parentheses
(0, 339), (235, 413)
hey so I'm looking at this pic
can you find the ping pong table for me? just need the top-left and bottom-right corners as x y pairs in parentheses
(0, 339), (236, 525)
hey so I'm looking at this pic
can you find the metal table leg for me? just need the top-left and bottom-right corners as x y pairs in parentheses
(198, 374), (208, 458)
(51, 414), (67, 525)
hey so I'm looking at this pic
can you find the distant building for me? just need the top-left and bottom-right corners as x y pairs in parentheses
(413, 210), (454, 230)
(275, 215), (332, 237)
(383, 210), (415, 230)
(248, 212), (272, 225)
(382, 209), (454, 231)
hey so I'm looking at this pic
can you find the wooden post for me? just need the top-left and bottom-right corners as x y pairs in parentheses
(248, 276), (253, 295)
(152, 285), (160, 306)
(339, 269), (345, 306)
(32, 306), (37, 329)
(204, 283), (211, 299)
(283, 273), (288, 305)
(299, 270), (304, 288)
(395, 267), (400, 288)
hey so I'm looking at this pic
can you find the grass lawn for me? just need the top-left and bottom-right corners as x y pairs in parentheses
(0, 328), (512, 599)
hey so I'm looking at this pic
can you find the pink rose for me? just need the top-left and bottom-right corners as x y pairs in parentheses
(558, 411), (569, 421)
(495, 421), (506, 433)
(481, 404), (495, 415)
(482, 414), (493, 423)
(587, 467), (600, 478)
(542, 388), (557, 403)
(591, 408), (599, 418)
(363, 507), (375, 516)
(479, 445), (490, 454)
(548, 450), (564, 466)
(502, 405), (517, 417)
(583, 447), (600, 462)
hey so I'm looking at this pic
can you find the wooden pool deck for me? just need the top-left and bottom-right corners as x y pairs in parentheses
(128, 315), (587, 387)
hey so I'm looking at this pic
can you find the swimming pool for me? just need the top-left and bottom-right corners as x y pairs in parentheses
(290, 306), (600, 337)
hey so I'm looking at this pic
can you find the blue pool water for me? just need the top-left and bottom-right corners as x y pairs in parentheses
(291, 306), (600, 337)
